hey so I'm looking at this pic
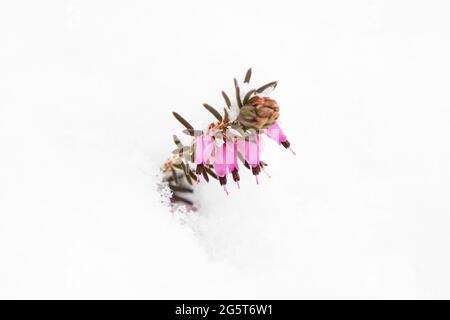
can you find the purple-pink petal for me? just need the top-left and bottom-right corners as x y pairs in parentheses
(237, 137), (260, 167)
(265, 122), (287, 144)
(194, 134), (214, 164)
(226, 140), (239, 173)
(213, 142), (228, 177)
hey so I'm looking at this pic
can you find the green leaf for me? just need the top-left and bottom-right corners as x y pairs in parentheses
(169, 184), (193, 193)
(180, 162), (195, 185)
(172, 112), (195, 136)
(182, 129), (203, 137)
(237, 152), (251, 169)
(184, 170), (193, 185)
(204, 166), (218, 180)
(201, 167), (209, 183)
(172, 163), (183, 170)
(173, 134), (183, 147)
(180, 161), (188, 175)
(234, 78), (242, 108)
(221, 91), (231, 108)
(171, 147), (182, 155)
(171, 194), (193, 206)
(243, 89), (256, 105)
(203, 103), (223, 122)
(229, 124), (246, 138)
(171, 168), (178, 184)
(244, 68), (252, 83)
(188, 169), (197, 181)
(223, 108), (229, 123)
(256, 81), (278, 93)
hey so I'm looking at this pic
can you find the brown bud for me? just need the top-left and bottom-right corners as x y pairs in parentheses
(237, 96), (280, 130)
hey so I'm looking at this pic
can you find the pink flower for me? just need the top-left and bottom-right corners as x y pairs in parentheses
(265, 122), (286, 144)
(166, 69), (295, 203)
(265, 122), (295, 154)
(237, 135), (263, 184)
(213, 142), (227, 179)
(193, 134), (215, 184)
(212, 140), (231, 194)
(226, 139), (240, 187)
(237, 138), (258, 167)
(194, 134), (214, 165)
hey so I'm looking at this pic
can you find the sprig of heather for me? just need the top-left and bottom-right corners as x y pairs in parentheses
(161, 69), (295, 209)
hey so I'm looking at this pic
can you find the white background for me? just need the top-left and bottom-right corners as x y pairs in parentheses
(1, 0), (450, 299)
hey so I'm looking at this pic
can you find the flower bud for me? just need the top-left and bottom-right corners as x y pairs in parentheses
(237, 96), (280, 130)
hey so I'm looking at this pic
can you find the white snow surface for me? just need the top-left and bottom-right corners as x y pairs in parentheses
(1, 0), (450, 299)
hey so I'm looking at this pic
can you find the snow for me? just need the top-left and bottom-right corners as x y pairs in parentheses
(1, 0), (450, 299)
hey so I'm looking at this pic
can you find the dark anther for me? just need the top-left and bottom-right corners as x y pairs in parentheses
(281, 140), (291, 149)
(196, 164), (204, 175)
(219, 176), (227, 186)
(232, 169), (240, 182)
(252, 165), (261, 175)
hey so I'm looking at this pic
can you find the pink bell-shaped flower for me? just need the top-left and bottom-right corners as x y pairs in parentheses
(194, 134), (215, 180)
(226, 139), (240, 188)
(237, 135), (262, 184)
(213, 140), (229, 194)
(265, 122), (295, 154)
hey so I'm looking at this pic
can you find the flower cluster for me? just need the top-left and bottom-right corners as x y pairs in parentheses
(161, 69), (294, 207)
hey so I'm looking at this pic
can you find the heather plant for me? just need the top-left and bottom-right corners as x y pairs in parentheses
(161, 69), (294, 207)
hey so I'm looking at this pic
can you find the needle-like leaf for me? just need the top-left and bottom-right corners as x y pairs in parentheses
(171, 194), (193, 206)
(171, 147), (182, 155)
(237, 152), (251, 169)
(204, 166), (218, 180)
(203, 103), (223, 122)
(180, 161), (188, 175)
(180, 161), (196, 185)
(172, 112), (195, 136)
(243, 89), (256, 105)
(188, 169), (197, 181)
(221, 91), (231, 108)
(171, 168), (178, 184)
(201, 167), (210, 183)
(172, 163), (183, 170)
(169, 184), (193, 193)
(244, 68), (252, 83)
(184, 170), (193, 185)
(182, 129), (203, 137)
(234, 78), (243, 108)
(256, 81), (278, 93)
(223, 108), (229, 123)
(173, 134), (183, 147)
